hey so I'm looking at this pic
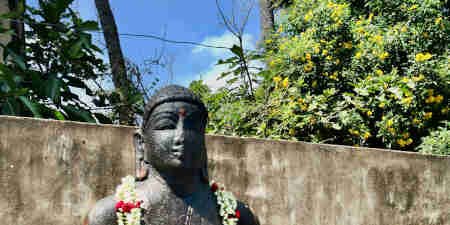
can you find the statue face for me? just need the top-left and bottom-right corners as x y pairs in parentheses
(144, 101), (206, 172)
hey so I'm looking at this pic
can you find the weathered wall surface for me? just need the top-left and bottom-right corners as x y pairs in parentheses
(1, 116), (449, 225)
(0, 116), (135, 225)
(207, 135), (450, 225)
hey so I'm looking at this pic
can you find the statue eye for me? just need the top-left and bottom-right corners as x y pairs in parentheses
(153, 119), (176, 130)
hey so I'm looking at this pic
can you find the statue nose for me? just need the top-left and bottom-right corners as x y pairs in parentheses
(173, 116), (185, 150)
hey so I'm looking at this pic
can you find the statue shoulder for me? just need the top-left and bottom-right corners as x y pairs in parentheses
(237, 201), (260, 225)
(87, 195), (117, 225)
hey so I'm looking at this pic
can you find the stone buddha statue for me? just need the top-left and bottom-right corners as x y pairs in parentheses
(87, 85), (259, 225)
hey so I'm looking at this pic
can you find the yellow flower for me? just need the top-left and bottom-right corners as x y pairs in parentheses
(415, 52), (432, 62)
(330, 72), (338, 80)
(363, 132), (371, 140)
(304, 63), (313, 72)
(269, 60), (276, 67)
(372, 35), (383, 44)
(312, 80), (318, 88)
(408, 4), (418, 11)
(400, 26), (407, 33)
(406, 138), (413, 145)
(441, 107), (449, 114)
(326, 55), (333, 60)
(348, 129), (360, 136)
(277, 25), (283, 33)
(304, 10), (313, 22)
(413, 118), (421, 125)
(282, 77), (289, 88)
(401, 77), (409, 83)
(402, 132), (410, 139)
(386, 119), (394, 127)
(375, 69), (384, 76)
(366, 110), (373, 116)
(289, 128), (295, 135)
(402, 97), (413, 105)
(368, 13), (374, 22)
(434, 95), (443, 104)
(397, 139), (407, 147)
(314, 45), (320, 54)
(388, 127), (395, 134)
(265, 39), (273, 44)
(378, 102), (385, 108)
(412, 74), (425, 82)
(355, 51), (362, 59)
(305, 53), (312, 61)
(343, 42), (353, 49)
(379, 52), (389, 60)
(425, 96), (435, 104)
(300, 104), (308, 111)
(424, 112), (433, 120)
(322, 49), (328, 56)
(435, 17), (442, 25)
(273, 76), (282, 83)
(335, 59), (340, 65)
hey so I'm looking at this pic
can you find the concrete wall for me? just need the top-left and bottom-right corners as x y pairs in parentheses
(0, 116), (135, 225)
(1, 116), (449, 225)
(207, 136), (450, 225)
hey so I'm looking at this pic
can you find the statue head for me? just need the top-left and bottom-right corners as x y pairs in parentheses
(138, 85), (209, 182)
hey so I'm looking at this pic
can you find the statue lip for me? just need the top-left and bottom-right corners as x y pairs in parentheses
(170, 150), (184, 160)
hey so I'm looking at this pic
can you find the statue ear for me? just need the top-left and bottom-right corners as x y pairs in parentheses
(134, 130), (148, 180)
(201, 147), (209, 183)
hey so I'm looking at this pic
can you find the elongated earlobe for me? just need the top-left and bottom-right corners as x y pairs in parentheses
(134, 130), (146, 179)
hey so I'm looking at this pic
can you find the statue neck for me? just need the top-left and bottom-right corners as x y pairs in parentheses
(150, 166), (206, 197)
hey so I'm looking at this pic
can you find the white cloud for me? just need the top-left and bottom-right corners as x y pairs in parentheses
(193, 32), (259, 91)
(192, 32), (256, 59)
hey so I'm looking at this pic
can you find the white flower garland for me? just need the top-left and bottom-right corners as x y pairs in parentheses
(211, 181), (240, 225)
(114, 175), (142, 225)
(114, 176), (240, 225)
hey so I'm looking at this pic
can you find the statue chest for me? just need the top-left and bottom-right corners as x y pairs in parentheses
(140, 191), (222, 225)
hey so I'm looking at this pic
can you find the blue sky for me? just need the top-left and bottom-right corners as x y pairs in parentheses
(69, 0), (261, 89)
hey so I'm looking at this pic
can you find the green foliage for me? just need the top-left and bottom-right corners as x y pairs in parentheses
(417, 122), (450, 156)
(216, 45), (262, 98)
(0, 0), (111, 123)
(201, 0), (449, 151)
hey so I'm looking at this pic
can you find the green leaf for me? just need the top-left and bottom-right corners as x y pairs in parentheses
(94, 113), (113, 124)
(230, 45), (244, 58)
(45, 74), (62, 101)
(53, 110), (65, 120)
(18, 96), (42, 117)
(76, 21), (99, 31)
(68, 40), (83, 59)
(63, 105), (95, 123)
(2, 45), (26, 70)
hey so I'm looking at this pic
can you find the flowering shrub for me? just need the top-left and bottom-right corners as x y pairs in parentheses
(417, 122), (450, 156)
(193, 0), (448, 151)
(261, 0), (449, 149)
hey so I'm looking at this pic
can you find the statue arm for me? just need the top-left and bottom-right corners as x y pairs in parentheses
(86, 196), (117, 225)
(237, 201), (260, 225)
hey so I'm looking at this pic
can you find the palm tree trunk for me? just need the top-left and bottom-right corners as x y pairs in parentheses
(94, 0), (134, 125)
(259, 0), (274, 43)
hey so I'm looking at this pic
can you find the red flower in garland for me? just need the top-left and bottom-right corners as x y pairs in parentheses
(235, 210), (241, 219)
(211, 182), (219, 192)
(115, 201), (142, 213)
(115, 201), (124, 211)
(228, 210), (241, 219)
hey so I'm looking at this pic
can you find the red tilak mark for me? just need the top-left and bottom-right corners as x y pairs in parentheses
(178, 108), (186, 117)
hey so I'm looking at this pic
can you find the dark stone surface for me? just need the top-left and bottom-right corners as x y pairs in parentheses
(88, 85), (259, 225)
